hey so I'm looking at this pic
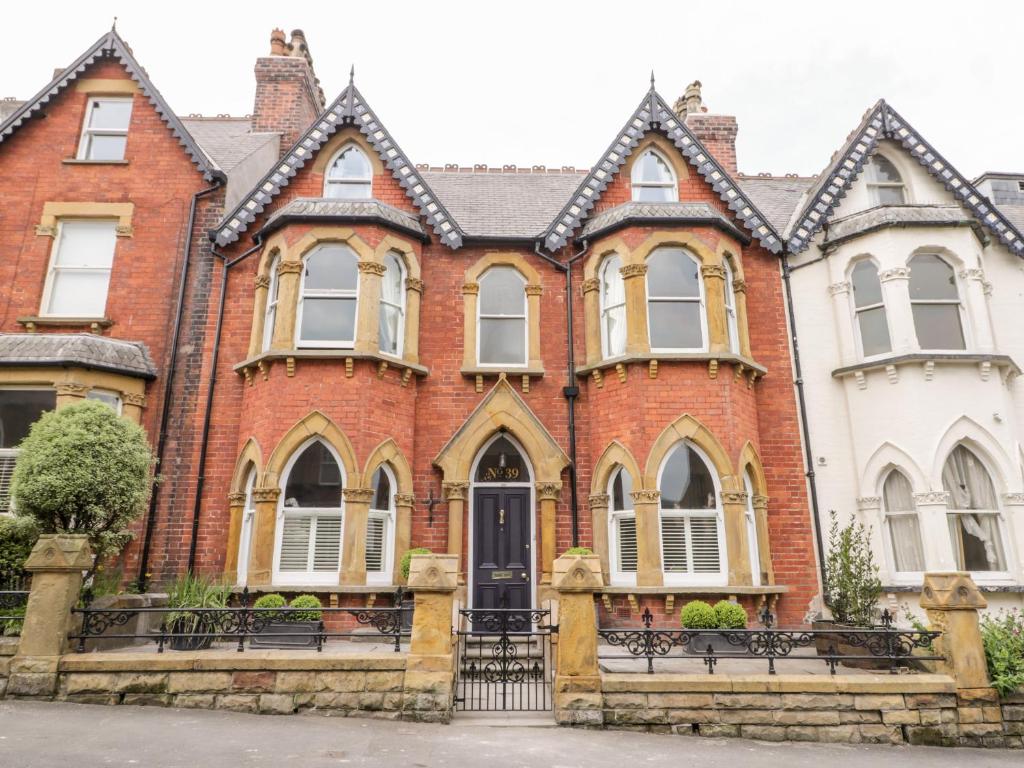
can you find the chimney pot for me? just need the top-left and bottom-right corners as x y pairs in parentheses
(269, 28), (287, 56)
(673, 80), (704, 117)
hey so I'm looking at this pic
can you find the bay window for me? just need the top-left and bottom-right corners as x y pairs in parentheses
(659, 442), (725, 583)
(909, 254), (965, 351)
(646, 247), (705, 351)
(850, 260), (891, 357)
(297, 244), (359, 348)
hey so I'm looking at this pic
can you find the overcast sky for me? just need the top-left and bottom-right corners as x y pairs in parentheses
(5, 1), (1020, 178)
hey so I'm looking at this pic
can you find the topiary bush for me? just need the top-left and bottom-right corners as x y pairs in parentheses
(680, 600), (718, 629)
(289, 594), (323, 622)
(400, 547), (432, 580)
(0, 515), (39, 588)
(713, 600), (747, 630)
(11, 400), (155, 577)
(253, 593), (286, 621)
(562, 547), (593, 556)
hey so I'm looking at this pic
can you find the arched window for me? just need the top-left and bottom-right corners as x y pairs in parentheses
(366, 465), (396, 583)
(379, 252), (406, 357)
(599, 254), (626, 358)
(723, 259), (740, 353)
(262, 253), (280, 352)
(882, 469), (924, 573)
(275, 440), (344, 583)
(646, 247), (705, 351)
(297, 244), (359, 348)
(474, 435), (530, 483)
(324, 145), (372, 199)
(909, 254), (965, 350)
(743, 471), (761, 586)
(850, 260), (891, 357)
(942, 445), (1007, 572)
(608, 466), (637, 584)
(631, 149), (677, 202)
(866, 155), (906, 205)
(659, 443), (724, 582)
(477, 266), (527, 366)
(237, 467), (257, 585)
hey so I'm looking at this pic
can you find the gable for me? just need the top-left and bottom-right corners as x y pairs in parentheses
(787, 101), (1024, 257)
(542, 88), (781, 254)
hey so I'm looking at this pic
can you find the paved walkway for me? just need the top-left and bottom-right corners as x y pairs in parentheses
(0, 700), (1020, 768)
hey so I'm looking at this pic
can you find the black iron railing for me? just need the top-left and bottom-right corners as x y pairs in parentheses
(70, 587), (409, 653)
(598, 607), (942, 675)
(0, 590), (29, 636)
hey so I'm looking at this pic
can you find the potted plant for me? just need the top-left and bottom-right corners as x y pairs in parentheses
(250, 593), (323, 649)
(165, 573), (230, 651)
(681, 599), (749, 655)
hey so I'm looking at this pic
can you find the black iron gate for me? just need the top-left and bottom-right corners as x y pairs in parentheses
(455, 608), (557, 712)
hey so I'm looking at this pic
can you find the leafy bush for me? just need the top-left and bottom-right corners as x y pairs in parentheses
(165, 573), (230, 634)
(714, 600), (748, 630)
(12, 401), (155, 575)
(980, 609), (1024, 697)
(289, 594), (323, 622)
(1, 606), (25, 637)
(562, 547), (593, 556)
(680, 600), (718, 629)
(253, 593), (286, 621)
(823, 511), (881, 627)
(0, 515), (38, 587)
(400, 547), (432, 580)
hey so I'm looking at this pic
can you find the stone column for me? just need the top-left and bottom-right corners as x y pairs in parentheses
(340, 487), (374, 585)
(55, 381), (88, 409)
(827, 281), (858, 365)
(247, 487), (280, 586)
(271, 260), (303, 348)
(589, 493), (611, 584)
(120, 392), (147, 424)
(223, 491), (247, 581)
(526, 284), (543, 370)
(879, 267), (914, 353)
(701, 263), (728, 354)
(443, 482), (468, 583)
(461, 283), (478, 369)
(401, 554), (458, 723)
(732, 278), (751, 358)
(620, 263), (649, 356)
(914, 492), (958, 572)
(537, 482), (561, 585)
(920, 572), (989, 688)
(552, 553), (604, 726)
(393, 493), (415, 585)
(1003, 493), (1024, 584)
(581, 278), (602, 366)
(631, 489), (663, 587)
(957, 268), (994, 351)
(355, 261), (386, 354)
(404, 278), (424, 364)
(721, 490), (752, 585)
(856, 495), (890, 575)
(8, 535), (93, 697)
(752, 494), (774, 583)
(248, 273), (270, 358)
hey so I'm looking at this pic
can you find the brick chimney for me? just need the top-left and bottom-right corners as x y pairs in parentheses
(673, 81), (739, 175)
(252, 28), (326, 156)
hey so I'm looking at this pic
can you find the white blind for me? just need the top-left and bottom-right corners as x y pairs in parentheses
(616, 516), (637, 572)
(365, 514), (387, 572)
(661, 517), (689, 572)
(690, 516), (721, 573)
(279, 514), (342, 573)
(661, 514), (721, 574)
(311, 516), (342, 572)
(279, 516), (312, 571)
(0, 450), (16, 512)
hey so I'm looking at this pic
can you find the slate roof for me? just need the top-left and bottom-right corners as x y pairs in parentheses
(738, 177), (814, 235)
(999, 203), (1024, 234)
(181, 117), (278, 174)
(579, 201), (747, 242)
(824, 204), (976, 246)
(261, 198), (426, 239)
(0, 334), (157, 379)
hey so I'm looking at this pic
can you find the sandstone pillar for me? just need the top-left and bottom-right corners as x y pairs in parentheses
(443, 482), (468, 583)
(752, 494), (774, 584)
(355, 261), (386, 354)
(701, 263), (728, 354)
(403, 278), (423, 364)
(588, 493), (611, 584)
(401, 554), (458, 723)
(247, 487), (280, 586)
(620, 263), (649, 355)
(732, 278), (752, 358)
(721, 489), (752, 585)
(537, 482), (561, 585)
(393, 493), (415, 585)
(552, 553), (604, 726)
(920, 572), (989, 689)
(581, 277), (602, 366)
(271, 260), (302, 348)
(223, 491), (247, 581)
(631, 489), (663, 587)
(340, 488), (373, 585)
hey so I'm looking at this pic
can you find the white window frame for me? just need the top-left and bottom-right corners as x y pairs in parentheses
(262, 255), (281, 352)
(476, 266), (528, 368)
(76, 96), (132, 161)
(880, 468), (925, 581)
(295, 244), (360, 349)
(630, 148), (678, 202)
(272, 438), (346, 586)
(607, 466), (637, 586)
(367, 464), (397, 585)
(324, 144), (373, 199)
(379, 252), (406, 359)
(86, 388), (122, 415)
(908, 253), (968, 352)
(723, 259), (740, 354)
(866, 154), (907, 206)
(599, 254), (626, 359)
(943, 446), (1012, 580)
(848, 259), (892, 360)
(40, 219), (117, 318)
(237, 468), (257, 585)
(743, 471), (761, 587)
(657, 441), (728, 586)
(645, 248), (708, 354)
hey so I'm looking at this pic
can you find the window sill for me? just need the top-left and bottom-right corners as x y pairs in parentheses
(599, 584), (787, 596)
(62, 158), (130, 165)
(882, 583), (1024, 594)
(17, 316), (113, 333)
(234, 349), (429, 378)
(832, 352), (1020, 380)
(233, 584), (397, 595)
(460, 366), (545, 378)
(576, 351), (767, 379)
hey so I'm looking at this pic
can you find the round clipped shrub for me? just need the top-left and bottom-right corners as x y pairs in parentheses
(253, 593), (286, 611)
(0, 515), (39, 587)
(714, 600), (748, 630)
(289, 594), (322, 622)
(680, 600), (717, 629)
(400, 547), (432, 580)
(562, 547), (593, 556)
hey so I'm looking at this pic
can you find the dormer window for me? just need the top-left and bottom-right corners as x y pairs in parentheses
(631, 149), (678, 202)
(77, 97), (133, 161)
(325, 146), (372, 199)
(866, 155), (906, 206)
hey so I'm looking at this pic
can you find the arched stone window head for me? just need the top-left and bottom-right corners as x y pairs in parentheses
(276, 441), (344, 582)
(850, 260), (891, 357)
(866, 155), (906, 205)
(659, 443), (724, 582)
(909, 254), (965, 351)
(646, 247), (705, 352)
(325, 145), (372, 199)
(881, 469), (924, 573)
(297, 244), (359, 348)
(477, 267), (527, 366)
(631, 149), (678, 202)
(475, 435), (530, 483)
(608, 466), (637, 582)
(941, 445), (1007, 573)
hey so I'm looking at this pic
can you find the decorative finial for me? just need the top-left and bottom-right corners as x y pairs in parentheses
(650, 70), (656, 90)
(349, 64), (355, 85)
(112, 16), (118, 32)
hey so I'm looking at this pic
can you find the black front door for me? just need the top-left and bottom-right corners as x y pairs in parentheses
(472, 486), (531, 610)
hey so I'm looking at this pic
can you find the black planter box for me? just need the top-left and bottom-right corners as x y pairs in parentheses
(682, 632), (745, 656)
(249, 620), (321, 649)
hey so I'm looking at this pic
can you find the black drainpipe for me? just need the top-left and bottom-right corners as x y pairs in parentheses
(186, 236), (263, 571)
(780, 252), (827, 589)
(137, 178), (223, 589)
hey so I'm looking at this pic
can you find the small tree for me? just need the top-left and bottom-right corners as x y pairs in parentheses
(823, 510), (882, 626)
(11, 400), (155, 577)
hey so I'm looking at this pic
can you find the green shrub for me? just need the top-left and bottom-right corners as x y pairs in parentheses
(680, 600), (718, 629)
(12, 401), (155, 576)
(562, 547), (593, 556)
(980, 609), (1024, 697)
(2, 606), (25, 636)
(400, 548), (432, 580)
(289, 594), (323, 622)
(823, 511), (881, 627)
(253, 593), (286, 621)
(0, 515), (38, 587)
(714, 600), (747, 630)
(165, 573), (230, 634)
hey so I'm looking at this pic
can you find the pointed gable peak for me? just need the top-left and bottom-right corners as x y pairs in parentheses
(215, 80), (464, 249)
(0, 29), (222, 182)
(542, 86), (781, 254)
(788, 100), (1024, 257)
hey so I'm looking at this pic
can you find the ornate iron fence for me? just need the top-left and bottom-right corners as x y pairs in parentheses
(0, 590), (29, 636)
(598, 607), (942, 675)
(70, 587), (409, 653)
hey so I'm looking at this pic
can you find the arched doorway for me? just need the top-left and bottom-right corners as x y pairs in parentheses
(469, 432), (535, 610)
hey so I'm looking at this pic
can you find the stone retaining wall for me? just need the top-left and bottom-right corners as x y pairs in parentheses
(601, 673), (1024, 748)
(0, 636), (16, 696)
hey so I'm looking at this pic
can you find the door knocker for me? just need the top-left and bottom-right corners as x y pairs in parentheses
(498, 508), (505, 525)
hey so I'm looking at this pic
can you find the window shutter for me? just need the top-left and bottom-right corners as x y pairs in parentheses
(279, 516), (312, 571)
(0, 451), (16, 511)
(365, 514), (386, 572)
(312, 516), (342, 571)
(690, 516), (721, 573)
(616, 516), (637, 572)
(660, 517), (689, 572)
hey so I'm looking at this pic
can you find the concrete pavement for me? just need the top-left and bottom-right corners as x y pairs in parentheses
(0, 700), (1020, 768)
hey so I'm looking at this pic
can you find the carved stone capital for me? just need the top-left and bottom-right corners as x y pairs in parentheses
(461, 282), (479, 295)
(407, 553), (459, 592)
(342, 487), (376, 504)
(442, 481), (469, 501)
(588, 493), (610, 510)
(252, 487), (280, 504)
(920, 572), (987, 611)
(619, 263), (648, 279)
(357, 261), (387, 277)
(254, 275), (271, 290)
(751, 494), (769, 510)
(879, 267), (910, 282)
(959, 268), (985, 282)
(536, 482), (561, 501)
(630, 489), (661, 505)
(700, 264), (727, 280)
(856, 496), (882, 511)
(581, 277), (600, 295)
(828, 281), (850, 296)
(122, 392), (147, 407)
(405, 277), (424, 293)
(913, 491), (951, 506)
(277, 260), (303, 275)
(525, 284), (543, 297)
(721, 490), (748, 505)
(1002, 493), (1024, 506)
(731, 278), (747, 294)
(56, 383), (89, 397)
(228, 492), (248, 507)
(394, 493), (415, 507)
